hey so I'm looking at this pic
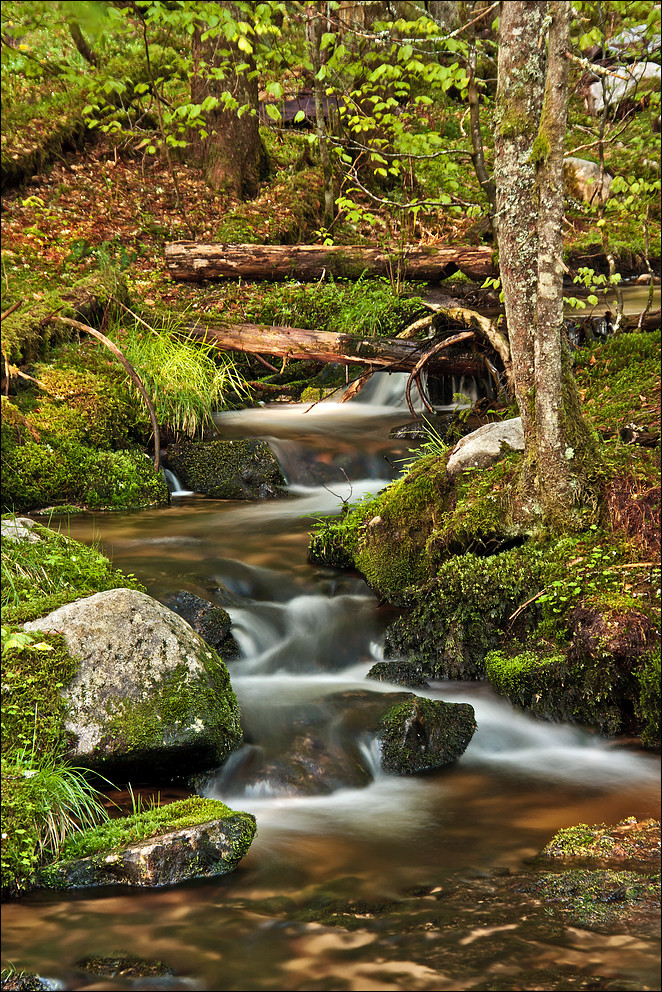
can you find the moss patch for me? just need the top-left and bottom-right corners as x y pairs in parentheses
(541, 818), (661, 865)
(528, 869), (660, 932)
(51, 796), (253, 862)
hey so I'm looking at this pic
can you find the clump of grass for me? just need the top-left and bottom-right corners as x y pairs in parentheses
(1, 748), (111, 894)
(118, 317), (248, 437)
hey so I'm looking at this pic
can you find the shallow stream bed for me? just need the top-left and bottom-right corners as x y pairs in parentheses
(3, 388), (660, 992)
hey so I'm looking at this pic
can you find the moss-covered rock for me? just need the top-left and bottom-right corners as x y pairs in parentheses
(540, 818), (661, 865)
(24, 589), (243, 779)
(36, 796), (256, 889)
(366, 660), (429, 688)
(74, 954), (174, 979)
(163, 590), (239, 658)
(168, 437), (286, 500)
(378, 696), (476, 774)
(526, 868), (660, 933)
(214, 166), (324, 245)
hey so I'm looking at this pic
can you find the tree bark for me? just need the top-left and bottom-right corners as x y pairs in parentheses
(165, 242), (496, 282)
(494, 0), (598, 528)
(188, 3), (262, 198)
(186, 320), (486, 376)
(306, 4), (335, 229)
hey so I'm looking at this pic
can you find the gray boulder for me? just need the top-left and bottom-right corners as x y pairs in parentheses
(584, 61), (661, 115)
(167, 438), (286, 500)
(25, 588), (243, 777)
(446, 417), (524, 477)
(1, 516), (42, 543)
(564, 157), (613, 205)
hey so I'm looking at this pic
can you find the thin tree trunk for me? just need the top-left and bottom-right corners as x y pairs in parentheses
(533, 0), (573, 514)
(306, 4), (335, 229)
(494, 1), (546, 461)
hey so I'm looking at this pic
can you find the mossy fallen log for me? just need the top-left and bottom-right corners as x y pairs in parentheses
(187, 320), (487, 376)
(166, 242), (496, 283)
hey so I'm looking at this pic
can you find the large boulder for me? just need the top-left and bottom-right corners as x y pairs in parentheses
(583, 62), (661, 115)
(1, 516), (42, 543)
(24, 588), (243, 777)
(167, 438), (286, 500)
(446, 417), (524, 477)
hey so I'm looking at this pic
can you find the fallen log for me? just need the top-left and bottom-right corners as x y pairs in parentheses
(166, 243), (496, 284)
(187, 320), (487, 377)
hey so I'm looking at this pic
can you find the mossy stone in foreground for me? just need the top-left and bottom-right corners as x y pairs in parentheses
(378, 696), (476, 774)
(37, 797), (256, 890)
(24, 589), (243, 778)
(168, 438), (286, 500)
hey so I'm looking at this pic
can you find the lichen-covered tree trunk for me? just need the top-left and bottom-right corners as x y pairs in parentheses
(188, 3), (262, 199)
(494, 0), (598, 528)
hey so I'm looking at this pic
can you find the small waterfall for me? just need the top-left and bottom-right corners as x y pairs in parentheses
(346, 370), (492, 410)
(162, 468), (195, 496)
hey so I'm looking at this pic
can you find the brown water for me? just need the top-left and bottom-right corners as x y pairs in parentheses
(3, 390), (660, 992)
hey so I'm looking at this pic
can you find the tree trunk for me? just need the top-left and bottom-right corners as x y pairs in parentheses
(306, 4), (335, 229)
(186, 320), (486, 376)
(165, 242), (496, 282)
(188, 3), (262, 198)
(494, 0), (598, 528)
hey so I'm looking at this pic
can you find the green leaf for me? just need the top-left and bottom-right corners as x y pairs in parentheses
(265, 103), (281, 121)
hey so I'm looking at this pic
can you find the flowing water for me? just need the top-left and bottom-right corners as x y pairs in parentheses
(3, 377), (660, 992)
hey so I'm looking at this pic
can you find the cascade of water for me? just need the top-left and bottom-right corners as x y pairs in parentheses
(162, 467), (195, 496)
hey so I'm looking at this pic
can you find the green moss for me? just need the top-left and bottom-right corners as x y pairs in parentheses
(531, 131), (551, 165)
(2, 522), (144, 627)
(214, 166), (323, 245)
(167, 437), (285, 500)
(484, 645), (635, 736)
(384, 546), (544, 678)
(636, 648), (661, 749)
(574, 332), (661, 436)
(530, 868), (660, 931)
(99, 650), (242, 765)
(541, 823), (614, 859)
(1, 426), (168, 513)
(52, 796), (254, 862)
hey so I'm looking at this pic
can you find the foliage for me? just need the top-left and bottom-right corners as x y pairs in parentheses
(1, 519), (144, 626)
(116, 317), (248, 437)
(244, 275), (428, 337)
(1, 750), (109, 894)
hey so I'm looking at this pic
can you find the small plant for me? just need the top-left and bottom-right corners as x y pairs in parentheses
(118, 316), (248, 437)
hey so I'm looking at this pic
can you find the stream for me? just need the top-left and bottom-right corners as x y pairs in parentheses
(3, 365), (661, 991)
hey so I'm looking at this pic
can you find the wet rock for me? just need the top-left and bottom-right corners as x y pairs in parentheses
(167, 438), (287, 500)
(25, 588), (243, 778)
(378, 695), (476, 774)
(256, 731), (372, 795)
(0, 974), (61, 991)
(163, 590), (240, 659)
(541, 818), (661, 866)
(564, 156), (613, 205)
(74, 954), (174, 979)
(525, 868), (660, 934)
(446, 417), (524, 478)
(38, 809), (256, 890)
(366, 660), (429, 688)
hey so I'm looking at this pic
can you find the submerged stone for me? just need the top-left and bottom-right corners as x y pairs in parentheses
(168, 438), (287, 500)
(24, 588), (243, 778)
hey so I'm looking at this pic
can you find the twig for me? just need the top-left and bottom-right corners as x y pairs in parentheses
(405, 331), (475, 417)
(57, 317), (161, 471)
(1, 301), (23, 321)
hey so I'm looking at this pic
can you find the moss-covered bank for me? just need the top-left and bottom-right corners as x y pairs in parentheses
(309, 332), (661, 745)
